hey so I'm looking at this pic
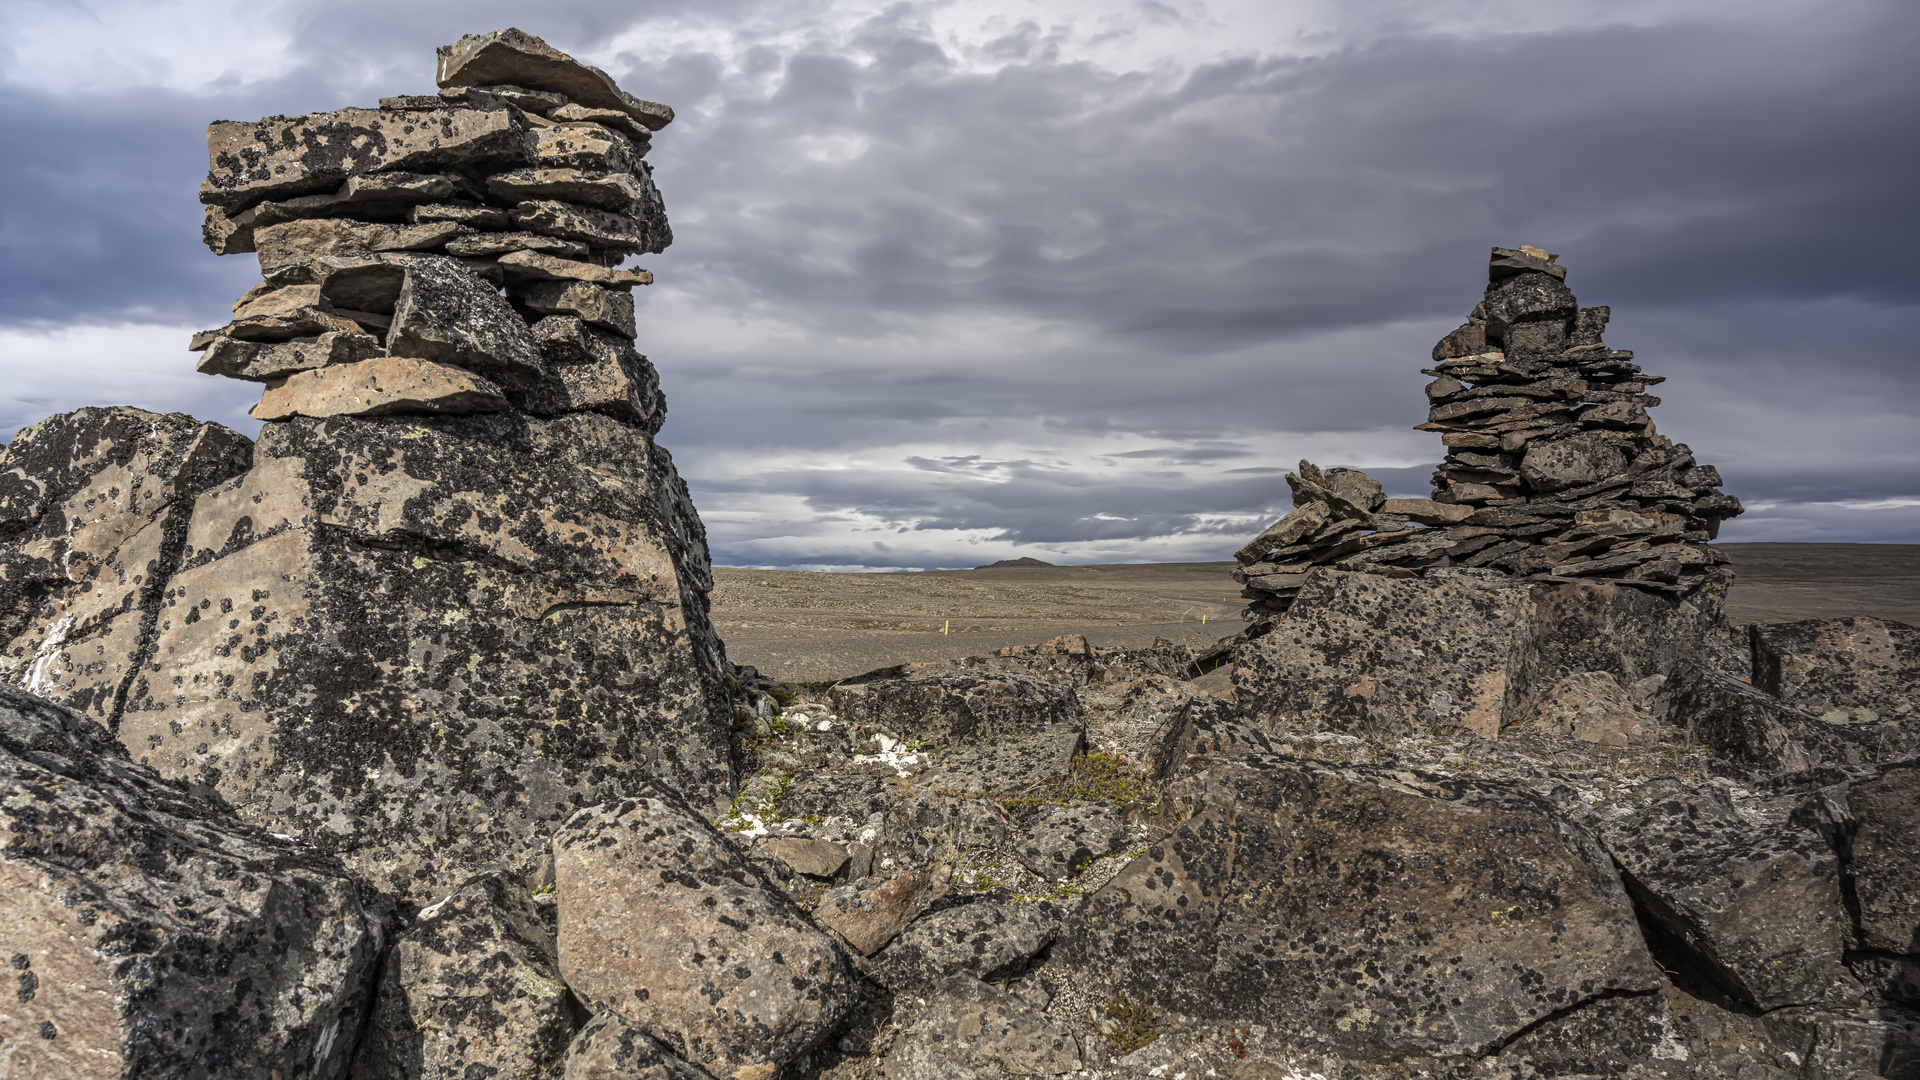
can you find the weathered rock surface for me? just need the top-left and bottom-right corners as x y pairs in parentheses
(1571, 780), (1847, 1009)
(1012, 801), (1126, 880)
(1851, 763), (1920, 954)
(352, 872), (575, 1079)
(818, 865), (953, 956)
(0, 684), (378, 1077)
(554, 790), (860, 1078)
(113, 410), (732, 900)
(1518, 669), (1654, 745)
(1055, 755), (1660, 1062)
(437, 28), (675, 130)
(1754, 616), (1919, 725)
(251, 356), (509, 419)
(867, 902), (1057, 996)
(1, 408), (253, 723)
(387, 254), (548, 386)
(882, 974), (1079, 1080)
(564, 1010), (712, 1080)
(196, 328), (383, 381)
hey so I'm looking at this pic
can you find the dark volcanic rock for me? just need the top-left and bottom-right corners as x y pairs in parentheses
(1054, 755), (1660, 1063)
(352, 872), (575, 1079)
(0, 684), (378, 1077)
(553, 788), (860, 1078)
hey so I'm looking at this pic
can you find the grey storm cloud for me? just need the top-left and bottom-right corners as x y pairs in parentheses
(1, 0), (1915, 568)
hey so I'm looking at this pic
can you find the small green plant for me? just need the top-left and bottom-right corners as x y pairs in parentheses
(531, 882), (557, 897)
(1102, 992), (1158, 1055)
(731, 709), (755, 732)
(768, 688), (797, 707)
(767, 715), (792, 736)
(1060, 751), (1161, 812)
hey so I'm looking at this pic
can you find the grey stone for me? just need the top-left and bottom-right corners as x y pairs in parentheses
(510, 199), (662, 253)
(1671, 665), (1817, 775)
(500, 249), (657, 287)
(0, 684), (378, 1077)
(818, 865), (953, 956)
(489, 168), (651, 211)
(1488, 244), (1567, 281)
(554, 789), (859, 1078)
(1516, 670), (1655, 746)
(564, 1011), (712, 1080)
(520, 284), (638, 338)
(252, 218), (460, 270)
(195, 329), (382, 382)
(533, 124), (649, 171)
(1480, 270), (1577, 344)
(1850, 763), (1920, 954)
(1753, 616), (1919, 725)
(1146, 696), (1272, 780)
(882, 974), (1079, 1080)
(250, 357), (510, 420)
(1519, 430), (1630, 491)
(204, 172), (463, 254)
(867, 902), (1058, 996)
(1052, 755), (1660, 1061)
(443, 230), (590, 259)
(352, 872), (575, 1079)
(202, 107), (532, 212)
(550, 103), (658, 143)
(107, 410), (733, 902)
(1012, 801), (1127, 880)
(1578, 781), (1847, 1009)
(759, 837), (850, 878)
(438, 82), (569, 113)
(387, 254), (548, 386)
(411, 202), (514, 230)
(437, 28), (674, 131)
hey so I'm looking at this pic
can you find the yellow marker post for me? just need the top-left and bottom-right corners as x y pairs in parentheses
(942, 620), (950, 635)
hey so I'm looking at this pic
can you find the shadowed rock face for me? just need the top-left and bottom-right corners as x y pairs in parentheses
(0, 684), (379, 1077)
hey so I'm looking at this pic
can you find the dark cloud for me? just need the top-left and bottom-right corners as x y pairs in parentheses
(1, 0), (1915, 567)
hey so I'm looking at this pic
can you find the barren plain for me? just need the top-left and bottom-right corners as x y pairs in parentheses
(712, 542), (1920, 683)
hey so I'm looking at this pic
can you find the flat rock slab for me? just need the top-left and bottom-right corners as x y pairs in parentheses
(1054, 754), (1660, 1062)
(252, 357), (509, 419)
(554, 790), (859, 1078)
(0, 684), (378, 1077)
(882, 973), (1080, 1080)
(437, 28), (675, 130)
(1013, 801), (1127, 881)
(818, 865), (952, 956)
(352, 872), (574, 1079)
(760, 836), (850, 878)
(868, 902), (1058, 996)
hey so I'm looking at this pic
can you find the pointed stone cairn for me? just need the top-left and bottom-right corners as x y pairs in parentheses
(192, 27), (671, 424)
(1235, 246), (1743, 625)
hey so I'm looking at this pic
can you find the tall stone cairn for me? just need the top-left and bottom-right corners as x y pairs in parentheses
(3, 29), (735, 903)
(1235, 246), (1744, 624)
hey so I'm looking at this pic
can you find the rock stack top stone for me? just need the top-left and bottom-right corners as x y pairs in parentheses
(437, 27), (675, 131)
(1235, 246), (1742, 624)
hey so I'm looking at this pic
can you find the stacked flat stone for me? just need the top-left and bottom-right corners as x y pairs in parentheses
(190, 28), (672, 427)
(1235, 246), (1743, 624)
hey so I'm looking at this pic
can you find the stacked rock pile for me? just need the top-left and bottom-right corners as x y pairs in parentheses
(1236, 246), (1743, 624)
(191, 27), (672, 426)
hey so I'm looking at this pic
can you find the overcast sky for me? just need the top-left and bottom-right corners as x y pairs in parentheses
(3, 0), (1915, 569)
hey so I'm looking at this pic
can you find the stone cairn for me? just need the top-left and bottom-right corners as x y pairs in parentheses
(192, 27), (672, 423)
(1235, 246), (1744, 624)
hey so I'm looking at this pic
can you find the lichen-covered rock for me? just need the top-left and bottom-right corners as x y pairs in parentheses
(818, 865), (953, 956)
(201, 106), (533, 212)
(250, 356), (509, 420)
(564, 1010), (712, 1080)
(0, 684), (378, 1077)
(1517, 669), (1654, 746)
(553, 789), (860, 1078)
(387, 254), (548, 387)
(436, 28), (675, 131)
(867, 902), (1058, 997)
(1235, 568), (1533, 736)
(352, 872), (575, 1079)
(1012, 801), (1126, 880)
(1570, 779), (1846, 1009)
(1146, 695), (1272, 780)
(1753, 616), (1919, 725)
(1850, 762), (1920, 955)
(1, 407), (253, 721)
(115, 410), (733, 901)
(881, 974), (1080, 1080)
(1053, 754), (1660, 1063)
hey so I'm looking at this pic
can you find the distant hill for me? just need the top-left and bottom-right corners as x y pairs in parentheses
(975, 557), (1057, 569)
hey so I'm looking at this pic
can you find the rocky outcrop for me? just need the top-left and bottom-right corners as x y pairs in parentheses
(2, 29), (733, 903)
(0, 683), (379, 1077)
